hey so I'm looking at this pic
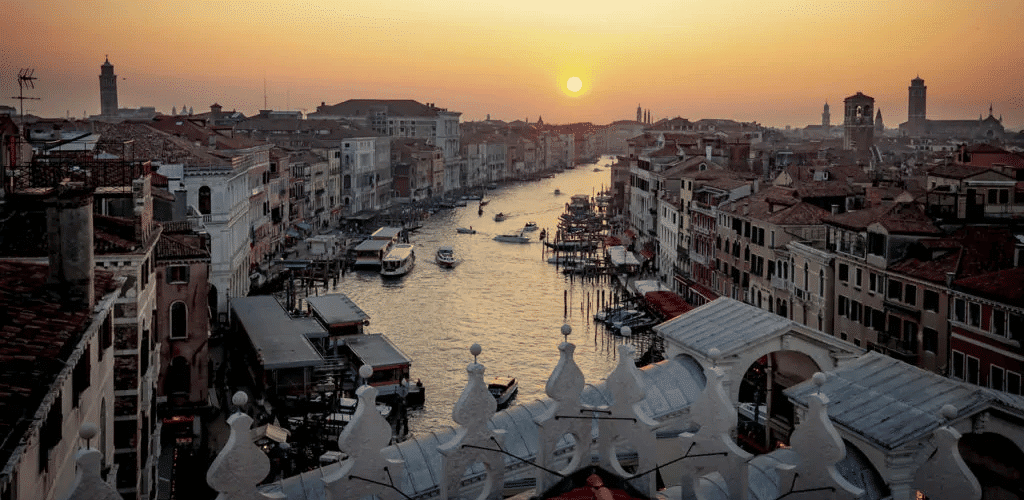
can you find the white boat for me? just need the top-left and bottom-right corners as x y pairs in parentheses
(456, 227), (476, 234)
(494, 232), (530, 243)
(436, 246), (457, 268)
(523, 221), (538, 231)
(494, 212), (507, 222)
(488, 376), (518, 408)
(380, 243), (415, 277)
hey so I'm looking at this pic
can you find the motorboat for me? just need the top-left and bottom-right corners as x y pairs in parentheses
(436, 246), (457, 268)
(523, 221), (539, 231)
(380, 243), (415, 277)
(493, 232), (531, 243)
(544, 240), (598, 252)
(488, 376), (518, 408)
(593, 168), (602, 172)
(553, 188), (561, 195)
(494, 212), (507, 222)
(456, 227), (476, 234)
(479, 200), (489, 206)
(486, 183), (498, 190)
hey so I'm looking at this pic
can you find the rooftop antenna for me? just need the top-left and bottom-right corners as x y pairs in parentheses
(10, 68), (40, 125)
(263, 77), (268, 110)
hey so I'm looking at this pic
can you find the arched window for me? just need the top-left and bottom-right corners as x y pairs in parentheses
(170, 302), (187, 339)
(198, 186), (211, 215)
(819, 269), (825, 296)
(804, 263), (809, 291)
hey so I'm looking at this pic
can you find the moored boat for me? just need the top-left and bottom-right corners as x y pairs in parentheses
(436, 246), (457, 268)
(380, 243), (415, 277)
(488, 376), (518, 408)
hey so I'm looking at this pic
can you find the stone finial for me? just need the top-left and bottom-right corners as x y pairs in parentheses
(322, 373), (405, 500)
(678, 366), (751, 500)
(620, 326), (632, 336)
(533, 334), (590, 494)
(561, 323), (572, 342)
(780, 390), (863, 500)
(438, 346), (506, 500)
(206, 393), (282, 500)
(913, 406), (981, 500)
(596, 344), (658, 496)
(57, 425), (121, 500)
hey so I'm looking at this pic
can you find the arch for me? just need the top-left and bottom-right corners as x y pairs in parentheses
(166, 356), (191, 396)
(959, 432), (1024, 499)
(170, 301), (187, 339)
(198, 186), (211, 215)
(735, 349), (823, 454)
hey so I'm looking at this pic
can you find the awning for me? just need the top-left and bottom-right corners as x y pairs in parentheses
(286, 230), (300, 238)
(253, 423), (290, 443)
(639, 249), (655, 260)
(624, 229), (636, 239)
(295, 222), (313, 232)
(644, 291), (693, 320)
(605, 236), (622, 246)
(606, 246), (641, 268)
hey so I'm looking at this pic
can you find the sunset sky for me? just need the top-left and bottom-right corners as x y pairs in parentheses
(3, 0), (1023, 129)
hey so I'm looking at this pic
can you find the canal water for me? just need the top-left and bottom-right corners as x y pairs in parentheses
(321, 156), (639, 436)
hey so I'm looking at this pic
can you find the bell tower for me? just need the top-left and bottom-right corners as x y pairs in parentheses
(843, 92), (874, 160)
(99, 56), (118, 117)
(907, 76), (927, 136)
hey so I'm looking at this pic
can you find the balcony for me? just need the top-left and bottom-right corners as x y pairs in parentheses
(770, 276), (788, 290)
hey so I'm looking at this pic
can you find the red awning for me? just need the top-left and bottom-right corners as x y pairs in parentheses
(605, 236), (623, 246)
(639, 249), (655, 260)
(644, 291), (694, 320)
(624, 229), (636, 239)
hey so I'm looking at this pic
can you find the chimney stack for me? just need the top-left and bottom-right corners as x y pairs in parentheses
(945, 272), (955, 287)
(705, 145), (712, 160)
(831, 204), (839, 215)
(46, 186), (95, 310)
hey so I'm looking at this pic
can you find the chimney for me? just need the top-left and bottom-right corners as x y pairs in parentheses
(831, 204), (839, 215)
(46, 186), (95, 310)
(743, 203), (749, 216)
(705, 144), (712, 160)
(945, 272), (955, 287)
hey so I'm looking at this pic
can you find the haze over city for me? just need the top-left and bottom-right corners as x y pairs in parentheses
(3, 0), (1023, 128)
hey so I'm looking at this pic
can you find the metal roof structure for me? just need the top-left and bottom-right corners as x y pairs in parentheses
(353, 239), (392, 252)
(230, 296), (324, 370)
(306, 295), (370, 329)
(653, 297), (794, 359)
(341, 333), (411, 369)
(785, 351), (1024, 450)
(269, 354), (708, 499)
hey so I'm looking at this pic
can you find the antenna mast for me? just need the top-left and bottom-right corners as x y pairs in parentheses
(263, 77), (268, 110)
(10, 68), (40, 124)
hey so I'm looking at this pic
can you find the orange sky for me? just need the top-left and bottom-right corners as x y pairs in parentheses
(2, 0), (1023, 129)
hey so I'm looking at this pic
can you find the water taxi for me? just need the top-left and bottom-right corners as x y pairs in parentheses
(488, 377), (518, 408)
(436, 246), (457, 268)
(494, 232), (530, 244)
(456, 227), (476, 234)
(380, 243), (415, 277)
(494, 212), (507, 222)
(523, 221), (538, 231)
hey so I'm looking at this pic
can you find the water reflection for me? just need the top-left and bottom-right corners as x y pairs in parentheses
(323, 156), (638, 436)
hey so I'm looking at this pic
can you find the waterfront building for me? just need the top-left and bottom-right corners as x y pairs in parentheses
(310, 99), (461, 162)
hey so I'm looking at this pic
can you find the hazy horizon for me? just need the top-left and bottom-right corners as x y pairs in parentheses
(3, 0), (1022, 130)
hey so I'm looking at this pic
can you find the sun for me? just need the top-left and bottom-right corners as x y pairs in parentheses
(566, 76), (583, 93)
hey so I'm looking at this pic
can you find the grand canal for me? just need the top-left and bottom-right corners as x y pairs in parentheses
(321, 156), (638, 436)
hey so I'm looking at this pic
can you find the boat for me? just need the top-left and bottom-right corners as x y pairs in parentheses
(455, 199), (468, 207)
(544, 240), (598, 252)
(479, 200), (489, 206)
(493, 232), (531, 243)
(539, 229), (546, 241)
(486, 183), (498, 190)
(593, 168), (602, 172)
(456, 227), (476, 234)
(494, 212), (507, 222)
(436, 246), (457, 268)
(553, 189), (561, 195)
(380, 243), (415, 277)
(523, 221), (539, 231)
(488, 376), (518, 408)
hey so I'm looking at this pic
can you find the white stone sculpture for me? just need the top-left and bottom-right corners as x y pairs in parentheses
(206, 391), (283, 500)
(59, 424), (121, 500)
(913, 404), (982, 500)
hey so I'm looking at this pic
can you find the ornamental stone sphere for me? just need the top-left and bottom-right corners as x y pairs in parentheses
(561, 324), (572, 336)
(941, 404), (958, 421)
(359, 365), (374, 379)
(620, 326), (632, 336)
(812, 372), (827, 387)
(79, 423), (98, 440)
(232, 391), (248, 407)
(470, 343), (482, 357)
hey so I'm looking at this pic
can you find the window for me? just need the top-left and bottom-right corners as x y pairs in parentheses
(903, 321), (918, 351)
(838, 263), (849, 282)
(804, 263), (809, 291)
(904, 284), (916, 305)
(993, 309), (1006, 337)
(170, 302), (187, 340)
(1008, 371), (1022, 396)
(869, 272), (879, 293)
(867, 232), (886, 256)
(988, 189), (998, 204)
(166, 265), (190, 284)
(952, 350), (965, 380)
(968, 302), (981, 328)
(819, 269), (825, 296)
(1010, 313), (1024, 343)
(924, 290), (940, 312)
(954, 298), (966, 323)
(967, 356), (980, 385)
(999, 189), (1009, 204)
(198, 186), (211, 215)
(887, 279), (902, 300)
(855, 268), (862, 287)
(991, 365), (1005, 391)
(72, 345), (91, 407)
(923, 327), (938, 353)
(838, 296), (848, 318)
(863, 305), (874, 327)
(851, 300), (861, 322)
(39, 395), (62, 472)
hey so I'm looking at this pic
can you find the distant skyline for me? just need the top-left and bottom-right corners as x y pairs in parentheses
(2, 0), (1022, 130)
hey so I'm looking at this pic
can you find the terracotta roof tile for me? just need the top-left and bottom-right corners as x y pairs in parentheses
(824, 202), (940, 235)
(954, 268), (1024, 305)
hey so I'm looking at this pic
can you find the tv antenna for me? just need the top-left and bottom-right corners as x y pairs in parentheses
(11, 68), (40, 122)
